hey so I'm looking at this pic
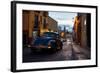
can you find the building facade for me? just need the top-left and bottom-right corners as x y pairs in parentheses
(73, 13), (91, 49)
(23, 10), (58, 45)
(47, 16), (58, 32)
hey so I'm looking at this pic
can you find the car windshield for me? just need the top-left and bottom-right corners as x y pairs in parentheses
(43, 32), (57, 37)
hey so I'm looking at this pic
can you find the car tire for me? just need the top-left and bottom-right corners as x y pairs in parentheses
(56, 45), (62, 51)
(57, 41), (63, 50)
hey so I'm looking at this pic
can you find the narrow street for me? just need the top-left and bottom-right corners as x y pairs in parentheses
(22, 10), (91, 63)
(23, 34), (90, 63)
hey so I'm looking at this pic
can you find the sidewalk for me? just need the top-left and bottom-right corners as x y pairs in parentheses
(72, 42), (91, 60)
(65, 34), (91, 60)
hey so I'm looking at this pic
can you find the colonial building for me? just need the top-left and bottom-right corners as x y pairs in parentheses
(23, 10), (58, 45)
(73, 13), (91, 49)
(47, 16), (58, 32)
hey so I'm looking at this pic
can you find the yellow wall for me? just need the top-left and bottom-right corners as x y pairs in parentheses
(23, 11), (29, 31)
(23, 11), (49, 38)
(47, 16), (58, 32)
(28, 11), (34, 38)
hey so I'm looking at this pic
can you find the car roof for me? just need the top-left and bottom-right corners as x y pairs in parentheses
(43, 32), (58, 34)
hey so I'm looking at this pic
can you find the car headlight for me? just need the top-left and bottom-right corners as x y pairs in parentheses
(48, 45), (51, 48)
(48, 40), (56, 48)
(48, 42), (51, 48)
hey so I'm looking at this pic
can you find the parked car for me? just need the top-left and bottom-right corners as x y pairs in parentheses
(30, 32), (63, 52)
(60, 32), (67, 42)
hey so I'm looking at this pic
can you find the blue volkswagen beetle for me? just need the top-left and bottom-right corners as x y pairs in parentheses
(31, 32), (63, 52)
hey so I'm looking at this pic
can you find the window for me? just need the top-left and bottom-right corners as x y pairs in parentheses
(34, 15), (39, 30)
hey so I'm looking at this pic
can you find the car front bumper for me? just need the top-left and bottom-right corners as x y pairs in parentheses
(31, 45), (52, 51)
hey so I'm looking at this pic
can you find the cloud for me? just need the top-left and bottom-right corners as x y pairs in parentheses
(58, 19), (74, 26)
(49, 11), (77, 26)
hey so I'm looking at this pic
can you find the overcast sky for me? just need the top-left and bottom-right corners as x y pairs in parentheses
(49, 11), (77, 27)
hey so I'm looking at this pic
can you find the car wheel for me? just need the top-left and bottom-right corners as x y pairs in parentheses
(56, 41), (63, 50)
(57, 45), (62, 51)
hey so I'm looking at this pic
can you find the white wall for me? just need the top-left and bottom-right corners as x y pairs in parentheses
(0, 0), (99, 73)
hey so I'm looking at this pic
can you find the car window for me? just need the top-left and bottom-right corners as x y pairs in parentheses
(43, 32), (56, 37)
